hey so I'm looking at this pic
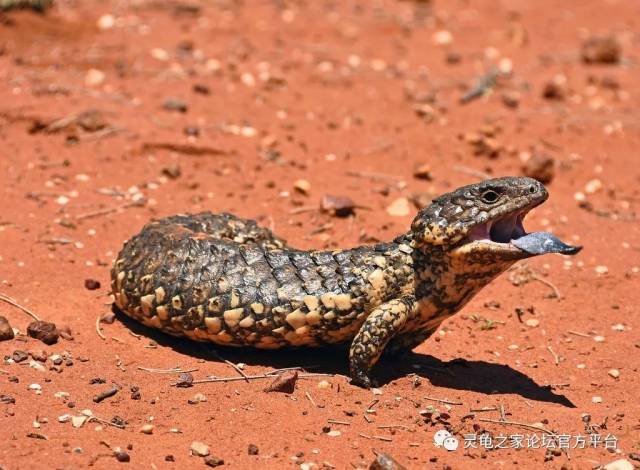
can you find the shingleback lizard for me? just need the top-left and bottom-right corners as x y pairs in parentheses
(111, 176), (581, 387)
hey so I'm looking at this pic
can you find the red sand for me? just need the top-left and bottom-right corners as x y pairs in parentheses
(0, 1), (638, 469)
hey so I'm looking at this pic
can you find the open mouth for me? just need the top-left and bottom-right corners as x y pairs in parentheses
(468, 210), (582, 256)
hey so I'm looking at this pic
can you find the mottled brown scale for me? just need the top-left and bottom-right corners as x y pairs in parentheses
(112, 177), (579, 387)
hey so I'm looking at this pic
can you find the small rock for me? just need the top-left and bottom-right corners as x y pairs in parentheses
(96, 14), (115, 30)
(248, 444), (259, 455)
(27, 321), (60, 345)
(72, 415), (87, 428)
(114, 450), (130, 463)
(85, 68), (105, 87)
(522, 153), (555, 184)
(412, 163), (432, 180)
(190, 441), (210, 457)
(162, 165), (182, 179)
(0, 394), (15, 404)
(294, 179), (311, 195)
(594, 335), (606, 342)
(317, 380), (331, 390)
(432, 30), (453, 46)
(163, 98), (188, 113)
(326, 430), (341, 437)
(369, 452), (409, 470)
(542, 76), (567, 100)
(409, 192), (435, 209)
(592, 396), (603, 404)
(386, 198), (411, 217)
(175, 372), (194, 388)
(608, 369), (620, 379)
(204, 457), (224, 467)
(264, 370), (298, 394)
(603, 459), (634, 470)
(183, 126), (200, 137)
(140, 424), (154, 434)
(150, 48), (169, 61)
(320, 195), (355, 217)
(0, 316), (14, 341)
(193, 83), (210, 95)
(585, 179), (603, 194)
(12, 350), (28, 363)
(525, 318), (540, 328)
(582, 35), (621, 64)
(84, 279), (101, 290)
(501, 90), (521, 108)
(29, 360), (46, 372)
(100, 312), (116, 324)
(187, 393), (207, 404)
(58, 324), (73, 341)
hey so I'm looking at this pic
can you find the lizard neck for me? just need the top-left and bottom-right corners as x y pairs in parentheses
(411, 240), (517, 331)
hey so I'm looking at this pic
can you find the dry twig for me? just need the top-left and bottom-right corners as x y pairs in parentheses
(0, 293), (40, 321)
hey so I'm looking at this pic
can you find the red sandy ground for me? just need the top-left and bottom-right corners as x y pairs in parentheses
(0, 1), (639, 469)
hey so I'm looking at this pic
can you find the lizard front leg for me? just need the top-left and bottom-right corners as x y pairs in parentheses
(349, 297), (413, 388)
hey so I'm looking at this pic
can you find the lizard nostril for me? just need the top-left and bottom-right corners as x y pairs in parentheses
(529, 185), (537, 194)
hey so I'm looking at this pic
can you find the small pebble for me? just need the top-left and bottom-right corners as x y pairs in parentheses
(96, 14), (115, 30)
(85, 69), (105, 87)
(603, 459), (634, 470)
(140, 424), (154, 434)
(608, 369), (620, 379)
(294, 179), (311, 195)
(0, 316), (15, 341)
(248, 444), (259, 455)
(525, 319), (540, 328)
(204, 457), (224, 467)
(595, 265), (609, 275)
(592, 396), (603, 404)
(114, 450), (131, 463)
(191, 441), (210, 457)
(317, 380), (331, 390)
(594, 335), (606, 343)
(433, 30), (453, 45)
(386, 198), (410, 217)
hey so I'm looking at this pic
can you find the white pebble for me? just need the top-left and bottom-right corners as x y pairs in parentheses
(150, 48), (169, 61)
(97, 14), (115, 30)
(85, 68), (105, 87)
(190, 441), (210, 457)
(595, 265), (608, 275)
(585, 179), (603, 194)
(326, 430), (341, 437)
(140, 424), (154, 434)
(608, 369), (620, 379)
(432, 30), (453, 45)
(592, 396), (603, 403)
(317, 380), (331, 390)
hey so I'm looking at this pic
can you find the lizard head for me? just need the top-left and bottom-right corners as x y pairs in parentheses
(411, 176), (582, 261)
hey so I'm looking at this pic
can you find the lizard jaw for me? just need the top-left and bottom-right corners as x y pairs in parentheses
(465, 210), (581, 257)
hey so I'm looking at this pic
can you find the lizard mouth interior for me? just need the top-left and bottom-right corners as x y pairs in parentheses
(468, 211), (528, 245)
(466, 210), (582, 256)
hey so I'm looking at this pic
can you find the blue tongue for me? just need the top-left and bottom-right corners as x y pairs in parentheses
(512, 232), (582, 255)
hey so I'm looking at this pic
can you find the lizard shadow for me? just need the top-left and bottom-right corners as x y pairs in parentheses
(116, 309), (575, 407)
(379, 352), (576, 408)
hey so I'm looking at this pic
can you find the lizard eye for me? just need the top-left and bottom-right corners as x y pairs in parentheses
(481, 190), (500, 204)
